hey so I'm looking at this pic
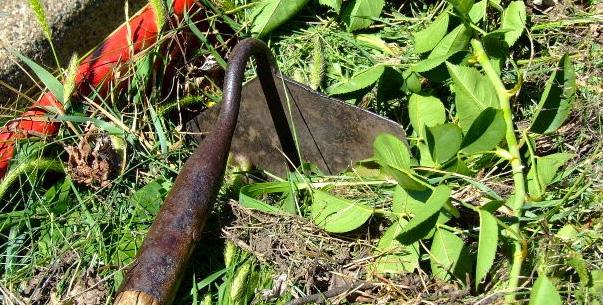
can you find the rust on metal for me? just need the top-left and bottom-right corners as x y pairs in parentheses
(114, 38), (300, 305)
(189, 75), (406, 175)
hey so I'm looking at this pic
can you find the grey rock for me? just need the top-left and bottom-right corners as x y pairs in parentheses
(0, 0), (145, 107)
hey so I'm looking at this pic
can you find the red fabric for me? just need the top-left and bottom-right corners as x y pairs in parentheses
(0, 0), (200, 178)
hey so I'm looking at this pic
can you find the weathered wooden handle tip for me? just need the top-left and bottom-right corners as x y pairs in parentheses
(114, 291), (160, 305)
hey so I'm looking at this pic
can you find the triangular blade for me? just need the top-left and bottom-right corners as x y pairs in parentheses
(187, 75), (406, 176)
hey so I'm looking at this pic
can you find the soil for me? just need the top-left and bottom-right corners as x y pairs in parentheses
(19, 251), (107, 305)
(223, 201), (478, 304)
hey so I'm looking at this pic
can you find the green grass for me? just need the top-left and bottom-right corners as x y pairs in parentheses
(1, 0), (602, 304)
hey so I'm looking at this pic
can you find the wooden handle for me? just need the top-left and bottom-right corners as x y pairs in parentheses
(114, 291), (159, 305)
(114, 38), (301, 305)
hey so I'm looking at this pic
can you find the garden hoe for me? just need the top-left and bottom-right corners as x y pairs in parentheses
(113, 38), (406, 305)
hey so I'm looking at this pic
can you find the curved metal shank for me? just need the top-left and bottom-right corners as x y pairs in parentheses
(114, 38), (300, 305)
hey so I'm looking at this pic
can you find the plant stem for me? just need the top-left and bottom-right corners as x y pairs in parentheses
(0, 158), (64, 201)
(471, 39), (527, 304)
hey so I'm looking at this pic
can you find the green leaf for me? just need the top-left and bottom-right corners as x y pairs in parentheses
(251, 0), (310, 37)
(448, 0), (475, 16)
(413, 13), (450, 54)
(426, 123), (463, 164)
(371, 220), (420, 274)
(468, 0), (487, 22)
(10, 49), (64, 103)
(555, 224), (578, 241)
(567, 252), (590, 288)
(529, 276), (562, 305)
(54, 115), (124, 135)
(461, 108), (506, 154)
(328, 64), (385, 95)
(500, 1), (526, 47)
(530, 54), (576, 134)
(311, 190), (373, 233)
(239, 182), (301, 213)
(408, 94), (446, 138)
(527, 153), (573, 199)
(401, 69), (422, 93)
(418, 142), (437, 167)
(392, 185), (431, 215)
(398, 185), (450, 243)
(374, 134), (425, 190)
(131, 180), (168, 215)
(342, 0), (385, 32)
(414, 24), (473, 72)
(476, 209), (498, 287)
(446, 63), (499, 132)
(430, 228), (472, 282)
(318, 0), (342, 12)
(590, 270), (603, 299)
(483, 30), (509, 75)
(373, 133), (411, 170)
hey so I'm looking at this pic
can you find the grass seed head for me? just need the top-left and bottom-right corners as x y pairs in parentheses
(27, 0), (52, 41)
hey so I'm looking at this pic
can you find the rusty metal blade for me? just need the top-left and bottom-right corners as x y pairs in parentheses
(187, 74), (406, 175)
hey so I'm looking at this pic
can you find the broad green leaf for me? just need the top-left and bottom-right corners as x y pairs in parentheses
(328, 64), (385, 95)
(529, 275), (562, 305)
(130, 180), (167, 215)
(398, 185), (450, 243)
(311, 190), (373, 233)
(374, 134), (425, 190)
(413, 13), (450, 54)
(530, 54), (576, 134)
(392, 185), (431, 215)
(371, 220), (420, 274)
(483, 30), (509, 75)
(418, 142), (437, 167)
(377, 67), (406, 101)
(555, 224), (578, 241)
(500, 1), (526, 47)
(11, 49), (64, 103)
(461, 108), (506, 154)
(430, 228), (472, 282)
(468, 0), (487, 22)
(318, 0), (342, 12)
(382, 166), (426, 191)
(251, 0), (310, 38)
(426, 123), (463, 164)
(414, 24), (473, 72)
(446, 63), (499, 132)
(401, 69), (422, 93)
(373, 133), (411, 170)
(476, 209), (498, 287)
(448, 0), (475, 16)
(527, 153), (573, 199)
(408, 94), (446, 138)
(342, 0), (385, 32)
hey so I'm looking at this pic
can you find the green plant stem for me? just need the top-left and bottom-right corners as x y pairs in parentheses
(471, 39), (527, 304)
(0, 158), (64, 201)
